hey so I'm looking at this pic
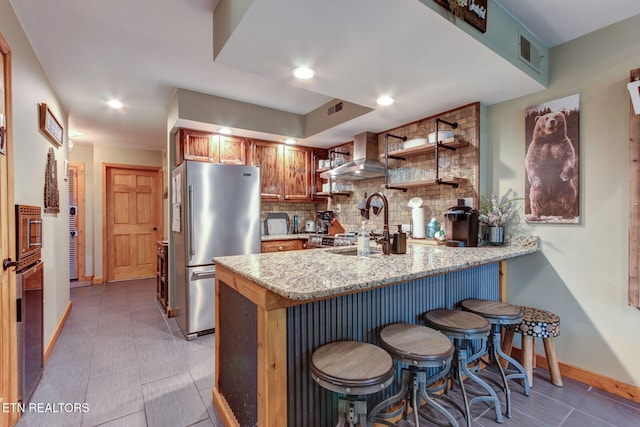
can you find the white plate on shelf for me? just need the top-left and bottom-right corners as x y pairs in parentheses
(403, 138), (428, 149)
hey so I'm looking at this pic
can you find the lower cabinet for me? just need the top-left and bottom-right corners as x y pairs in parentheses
(261, 239), (308, 253)
(156, 240), (168, 312)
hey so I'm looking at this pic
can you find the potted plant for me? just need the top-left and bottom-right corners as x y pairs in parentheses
(478, 188), (522, 245)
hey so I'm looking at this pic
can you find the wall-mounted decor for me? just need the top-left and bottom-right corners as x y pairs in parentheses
(432, 0), (487, 33)
(524, 94), (580, 224)
(39, 103), (63, 147)
(44, 147), (60, 213)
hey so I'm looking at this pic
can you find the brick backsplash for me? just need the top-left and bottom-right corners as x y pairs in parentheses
(262, 103), (480, 237)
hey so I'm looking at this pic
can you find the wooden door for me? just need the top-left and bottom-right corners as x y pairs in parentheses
(252, 140), (283, 200)
(0, 32), (18, 427)
(105, 166), (161, 282)
(219, 135), (246, 165)
(283, 146), (310, 201)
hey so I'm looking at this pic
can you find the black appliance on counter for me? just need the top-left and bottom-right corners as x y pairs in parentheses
(14, 205), (44, 404)
(316, 210), (334, 234)
(444, 205), (478, 247)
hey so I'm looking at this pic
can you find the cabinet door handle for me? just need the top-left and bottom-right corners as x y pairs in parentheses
(278, 246), (283, 251)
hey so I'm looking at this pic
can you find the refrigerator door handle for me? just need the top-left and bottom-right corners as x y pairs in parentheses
(188, 185), (195, 258)
(191, 268), (216, 280)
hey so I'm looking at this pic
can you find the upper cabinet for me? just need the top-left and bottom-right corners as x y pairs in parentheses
(250, 140), (313, 202)
(219, 135), (247, 165)
(283, 145), (311, 201)
(176, 128), (218, 164)
(175, 128), (247, 166)
(252, 140), (283, 200)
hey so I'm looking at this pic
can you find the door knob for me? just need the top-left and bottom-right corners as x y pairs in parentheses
(153, 227), (158, 231)
(3, 258), (18, 271)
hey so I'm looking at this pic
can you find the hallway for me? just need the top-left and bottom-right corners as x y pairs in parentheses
(16, 278), (223, 427)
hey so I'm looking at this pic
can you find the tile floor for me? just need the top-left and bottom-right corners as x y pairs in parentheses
(15, 278), (640, 427)
(17, 278), (222, 427)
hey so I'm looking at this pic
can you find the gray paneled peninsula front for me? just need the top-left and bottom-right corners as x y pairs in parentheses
(212, 242), (539, 427)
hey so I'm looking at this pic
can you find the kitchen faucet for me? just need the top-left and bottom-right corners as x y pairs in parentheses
(364, 192), (391, 255)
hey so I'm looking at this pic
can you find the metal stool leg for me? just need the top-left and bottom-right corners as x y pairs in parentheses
(417, 367), (460, 427)
(456, 338), (504, 425)
(491, 325), (531, 397)
(368, 369), (411, 425)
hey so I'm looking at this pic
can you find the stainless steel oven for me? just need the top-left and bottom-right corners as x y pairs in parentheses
(307, 234), (357, 248)
(16, 260), (44, 403)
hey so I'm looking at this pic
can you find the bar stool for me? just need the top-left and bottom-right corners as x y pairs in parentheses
(502, 306), (563, 387)
(459, 299), (530, 418)
(424, 309), (503, 427)
(368, 323), (460, 427)
(311, 340), (395, 427)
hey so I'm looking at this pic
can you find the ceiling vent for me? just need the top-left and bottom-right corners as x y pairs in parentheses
(518, 32), (542, 73)
(327, 101), (343, 116)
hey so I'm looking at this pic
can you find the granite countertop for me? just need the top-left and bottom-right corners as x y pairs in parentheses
(261, 234), (312, 242)
(214, 240), (540, 301)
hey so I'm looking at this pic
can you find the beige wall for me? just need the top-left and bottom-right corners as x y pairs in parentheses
(488, 14), (640, 387)
(1, 0), (70, 347)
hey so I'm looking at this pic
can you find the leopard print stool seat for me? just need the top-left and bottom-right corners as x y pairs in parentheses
(502, 307), (563, 387)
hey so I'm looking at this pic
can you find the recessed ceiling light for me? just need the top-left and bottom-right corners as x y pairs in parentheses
(376, 96), (395, 106)
(292, 66), (315, 80)
(218, 128), (232, 135)
(284, 138), (296, 145)
(107, 99), (123, 109)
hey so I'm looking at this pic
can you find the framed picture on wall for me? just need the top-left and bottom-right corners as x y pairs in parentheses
(39, 103), (63, 147)
(524, 94), (580, 224)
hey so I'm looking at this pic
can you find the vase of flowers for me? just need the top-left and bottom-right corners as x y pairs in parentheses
(478, 188), (521, 246)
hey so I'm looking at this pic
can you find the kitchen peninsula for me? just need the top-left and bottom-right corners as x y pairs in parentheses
(212, 242), (539, 427)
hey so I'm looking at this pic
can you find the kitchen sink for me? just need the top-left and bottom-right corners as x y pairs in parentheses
(329, 247), (384, 256)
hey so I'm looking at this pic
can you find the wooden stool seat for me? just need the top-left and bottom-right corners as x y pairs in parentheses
(423, 309), (490, 338)
(369, 324), (459, 426)
(459, 299), (524, 325)
(378, 323), (455, 364)
(311, 341), (395, 395)
(503, 307), (563, 387)
(512, 307), (560, 338)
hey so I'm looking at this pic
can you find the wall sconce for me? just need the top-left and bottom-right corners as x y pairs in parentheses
(0, 113), (6, 155)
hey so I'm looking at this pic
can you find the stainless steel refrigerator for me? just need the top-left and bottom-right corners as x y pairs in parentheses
(172, 161), (261, 339)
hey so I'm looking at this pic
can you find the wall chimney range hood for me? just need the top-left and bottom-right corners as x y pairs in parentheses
(320, 132), (385, 181)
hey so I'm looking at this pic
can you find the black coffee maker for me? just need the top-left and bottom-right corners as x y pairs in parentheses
(444, 205), (478, 247)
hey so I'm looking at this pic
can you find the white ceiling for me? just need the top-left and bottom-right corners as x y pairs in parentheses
(8, 0), (640, 150)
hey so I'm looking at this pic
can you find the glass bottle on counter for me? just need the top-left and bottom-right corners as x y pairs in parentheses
(357, 221), (370, 257)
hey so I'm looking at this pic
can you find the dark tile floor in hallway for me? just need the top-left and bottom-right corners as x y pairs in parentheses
(17, 278), (223, 427)
(14, 278), (640, 426)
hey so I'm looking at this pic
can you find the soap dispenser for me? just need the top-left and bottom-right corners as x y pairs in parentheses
(391, 225), (407, 254)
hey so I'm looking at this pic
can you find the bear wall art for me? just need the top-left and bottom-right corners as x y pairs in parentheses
(524, 94), (580, 224)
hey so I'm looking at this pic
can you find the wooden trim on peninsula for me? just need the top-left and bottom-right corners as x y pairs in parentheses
(44, 301), (72, 364)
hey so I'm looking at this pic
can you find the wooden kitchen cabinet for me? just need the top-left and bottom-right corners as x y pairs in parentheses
(176, 128), (248, 166)
(252, 140), (284, 200)
(283, 145), (311, 201)
(176, 128), (219, 165)
(250, 140), (313, 202)
(219, 135), (247, 165)
(261, 239), (307, 253)
(156, 240), (169, 313)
